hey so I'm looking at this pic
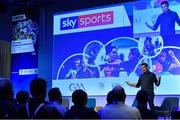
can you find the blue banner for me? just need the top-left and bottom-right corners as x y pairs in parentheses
(11, 9), (39, 94)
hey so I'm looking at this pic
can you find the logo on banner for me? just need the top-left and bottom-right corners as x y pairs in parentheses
(12, 14), (26, 22)
(98, 82), (105, 90)
(69, 83), (86, 91)
(60, 11), (113, 30)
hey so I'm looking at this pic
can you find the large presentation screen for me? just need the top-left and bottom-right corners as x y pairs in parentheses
(53, 0), (180, 96)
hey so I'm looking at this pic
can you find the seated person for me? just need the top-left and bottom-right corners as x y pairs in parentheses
(98, 86), (141, 119)
(20, 78), (62, 119)
(16, 90), (29, 107)
(0, 79), (20, 118)
(48, 88), (67, 117)
(65, 89), (99, 119)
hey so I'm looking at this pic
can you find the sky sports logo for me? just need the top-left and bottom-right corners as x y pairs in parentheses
(60, 11), (113, 30)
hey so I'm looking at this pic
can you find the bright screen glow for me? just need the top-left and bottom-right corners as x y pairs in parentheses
(53, 0), (180, 96)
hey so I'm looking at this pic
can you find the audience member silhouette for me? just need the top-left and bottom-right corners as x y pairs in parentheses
(106, 90), (113, 105)
(65, 89), (99, 119)
(48, 87), (67, 117)
(21, 78), (62, 119)
(0, 77), (162, 119)
(16, 90), (29, 107)
(0, 79), (20, 118)
(98, 86), (141, 119)
(136, 90), (158, 119)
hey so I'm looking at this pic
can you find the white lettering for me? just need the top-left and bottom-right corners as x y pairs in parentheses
(71, 19), (77, 28)
(62, 18), (77, 28)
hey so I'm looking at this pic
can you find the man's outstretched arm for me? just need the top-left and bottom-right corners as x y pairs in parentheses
(175, 12), (180, 26)
(153, 74), (161, 86)
(125, 81), (137, 87)
(145, 22), (154, 30)
(126, 77), (141, 88)
(145, 16), (160, 31)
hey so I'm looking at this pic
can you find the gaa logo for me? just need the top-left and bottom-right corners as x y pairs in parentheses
(69, 83), (86, 91)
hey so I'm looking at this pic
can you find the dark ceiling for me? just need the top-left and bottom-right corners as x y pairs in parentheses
(0, 0), (137, 13)
(0, 0), (57, 12)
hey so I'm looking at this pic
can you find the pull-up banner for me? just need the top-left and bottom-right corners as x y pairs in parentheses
(11, 9), (39, 94)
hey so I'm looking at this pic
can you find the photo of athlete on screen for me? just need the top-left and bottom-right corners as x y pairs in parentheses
(142, 37), (162, 57)
(100, 46), (122, 77)
(120, 48), (142, 76)
(152, 49), (180, 75)
(65, 58), (81, 79)
(64, 57), (99, 79)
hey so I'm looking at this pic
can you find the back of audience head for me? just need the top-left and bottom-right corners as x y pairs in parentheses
(106, 90), (113, 105)
(16, 90), (29, 105)
(30, 78), (47, 100)
(136, 90), (148, 105)
(72, 89), (87, 106)
(48, 87), (62, 104)
(0, 79), (14, 100)
(112, 85), (126, 103)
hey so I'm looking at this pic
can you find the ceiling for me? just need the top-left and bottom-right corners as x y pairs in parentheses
(0, 0), (57, 11)
(0, 0), (137, 12)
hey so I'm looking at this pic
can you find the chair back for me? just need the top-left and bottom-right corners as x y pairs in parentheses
(131, 98), (138, 107)
(161, 97), (179, 111)
(155, 97), (179, 117)
(86, 98), (96, 109)
(62, 98), (69, 109)
(94, 106), (103, 112)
